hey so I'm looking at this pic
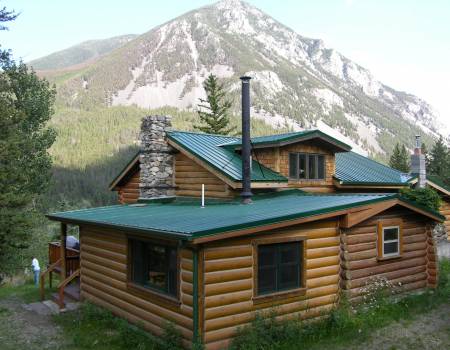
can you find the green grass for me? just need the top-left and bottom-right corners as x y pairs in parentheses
(230, 258), (450, 350)
(0, 277), (57, 304)
(54, 303), (184, 350)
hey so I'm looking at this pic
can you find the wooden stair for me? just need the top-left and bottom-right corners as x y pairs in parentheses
(52, 280), (80, 307)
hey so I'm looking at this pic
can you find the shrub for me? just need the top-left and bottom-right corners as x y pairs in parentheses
(400, 187), (441, 211)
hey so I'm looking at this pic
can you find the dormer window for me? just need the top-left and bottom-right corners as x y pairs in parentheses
(289, 153), (325, 180)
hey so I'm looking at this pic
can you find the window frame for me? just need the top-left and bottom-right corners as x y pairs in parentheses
(252, 236), (307, 304)
(288, 152), (326, 181)
(377, 220), (403, 260)
(126, 235), (181, 306)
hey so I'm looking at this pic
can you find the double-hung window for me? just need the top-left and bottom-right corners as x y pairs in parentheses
(289, 153), (325, 180)
(377, 223), (402, 259)
(256, 239), (305, 296)
(129, 239), (178, 298)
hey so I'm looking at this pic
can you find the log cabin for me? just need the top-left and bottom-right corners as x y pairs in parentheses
(45, 78), (444, 349)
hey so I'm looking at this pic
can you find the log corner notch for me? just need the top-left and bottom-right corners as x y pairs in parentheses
(426, 223), (439, 288)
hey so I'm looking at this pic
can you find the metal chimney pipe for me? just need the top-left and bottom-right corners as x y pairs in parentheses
(240, 76), (253, 204)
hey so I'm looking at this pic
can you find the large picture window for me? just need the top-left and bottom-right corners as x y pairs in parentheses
(289, 153), (325, 180)
(129, 239), (178, 297)
(256, 240), (304, 296)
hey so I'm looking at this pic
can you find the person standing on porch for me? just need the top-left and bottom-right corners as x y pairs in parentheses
(31, 257), (40, 286)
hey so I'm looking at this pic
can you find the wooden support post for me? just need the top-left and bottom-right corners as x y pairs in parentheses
(60, 223), (67, 281)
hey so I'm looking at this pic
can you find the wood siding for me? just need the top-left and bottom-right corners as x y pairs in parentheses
(117, 170), (140, 204)
(340, 206), (438, 301)
(253, 141), (335, 193)
(79, 226), (194, 346)
(174, 153), (235, 198)
(440, 199), (450, 240)
(200, 219), (341, 350)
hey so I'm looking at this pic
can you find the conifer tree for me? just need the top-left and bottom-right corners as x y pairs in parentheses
(428, 136), (450, 181)
(194, 74), (235, 135)
(389, 143), (409, 172)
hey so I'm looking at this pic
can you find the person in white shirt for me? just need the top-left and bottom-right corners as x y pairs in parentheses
(31, 257), (40, 286)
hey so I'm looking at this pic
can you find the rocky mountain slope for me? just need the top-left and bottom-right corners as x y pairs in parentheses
(37, 0), (442, 156)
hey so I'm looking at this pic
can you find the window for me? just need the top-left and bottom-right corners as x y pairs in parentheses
(289, 153), (326, 180)
(377, 222), (402, 259)
(129, 239), (178, 297)
(256, 240), (304, 296)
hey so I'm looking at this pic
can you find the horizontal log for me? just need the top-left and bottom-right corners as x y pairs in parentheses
(204, 256), (252, 273)
(342, 257), (378, 271)
(205, 290), (253, 309)
(82, 243), (127, 264)
(81, 251), (126, 273)
(176, 190), (232, 198)
(306, 237), (340, 249)
(307, 246), (340, 259)
(204, 245), (252, 261)
(83, 229), (126, 245)
(181, 282), (193, 295)
(403, 241), (427, 252)
(81, 259), (127, 282)
(306, 275), (339, 289)
(204, 267), (252, 285)
(178, 184), (226, 192)
(402, 227), (425, 236)
(343, 257), (427, 280)
(180, 249), (193, 259)
(181, 258), (193, 272)
(307, 265), (340, 279)
(403, 234), (427, 244)
(342, 233), (376, 245)
(341, 265), (426, 289)
(82, 286), (193, 342)
(82, 275), (193, 328)
(175, 177), (223, 185)
(341, 249), (376, 262)
(343, 242), (376, 253)
(82, 266), (127, 290)
(181, 271), (193, 284)
(307, 255), (340, 269)
(205, 278), (252, 297)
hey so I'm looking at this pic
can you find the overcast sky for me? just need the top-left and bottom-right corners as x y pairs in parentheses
(2, 0), (450, 128)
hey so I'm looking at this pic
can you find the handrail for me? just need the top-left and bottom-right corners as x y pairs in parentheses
(57, 268), (80, 309)
(40, 258), (62, 301)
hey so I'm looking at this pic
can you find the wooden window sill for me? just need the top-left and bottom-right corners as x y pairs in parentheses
(252, 288), (306, 305)
(127, 282), (181, 308)
(377, 254), (402, 262)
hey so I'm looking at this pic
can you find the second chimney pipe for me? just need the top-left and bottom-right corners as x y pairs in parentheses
(240, 76), (253, 204)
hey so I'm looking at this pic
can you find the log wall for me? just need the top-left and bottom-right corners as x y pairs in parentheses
(117, 170), (140, 204)
(253, 141), (335, 193)
(79, 226), (194, 346)
(340, 206), (437, 301)
(174, 153), (235, 198)
(200, 219), (341, 350)
(439, 198), (450, 240)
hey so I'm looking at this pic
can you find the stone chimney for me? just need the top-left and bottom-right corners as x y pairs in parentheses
(139, 115), (175, 199)
(410, 135), (426, 188)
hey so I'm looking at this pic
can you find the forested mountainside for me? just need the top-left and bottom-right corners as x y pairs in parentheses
(31, 0), (443, 208)
(30, 34), (137, 71)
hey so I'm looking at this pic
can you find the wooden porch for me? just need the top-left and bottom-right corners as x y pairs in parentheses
(40, 223), (80, 308)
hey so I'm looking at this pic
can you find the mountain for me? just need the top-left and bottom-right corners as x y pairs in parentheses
(29, 34), (137, 71)
(41, 0), (443, 157)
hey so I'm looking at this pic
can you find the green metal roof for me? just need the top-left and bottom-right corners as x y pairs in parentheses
(47, 190), (442, 240)
(167, 131), (287, 182)
(335, 152), (414, 186)
(427, 175), (450, 195)
(222, 130), (351, 151)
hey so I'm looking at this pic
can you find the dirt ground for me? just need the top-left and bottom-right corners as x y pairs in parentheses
(0, 296), (66, 350)
(0, 294), (449, 350)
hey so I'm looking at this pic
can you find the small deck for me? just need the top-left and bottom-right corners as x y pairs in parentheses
(40, 237), (81, 308)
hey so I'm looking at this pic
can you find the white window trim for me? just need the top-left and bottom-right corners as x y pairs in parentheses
(381, 226), (400, 258)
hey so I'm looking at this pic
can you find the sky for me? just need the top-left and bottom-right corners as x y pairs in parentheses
(2, 0), (450, 128)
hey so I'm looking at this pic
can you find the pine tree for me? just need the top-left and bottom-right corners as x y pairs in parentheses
(194, 74), (235, 135)
(428, 136), (450, 182)
(389, 143), (410, 172)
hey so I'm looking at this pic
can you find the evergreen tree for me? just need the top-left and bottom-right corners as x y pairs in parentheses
(389, 143), (410, 172)
(0, 52), (56, 275)
(0, 4), (18, 30)
(428, 136), (450, 182)
(194, 74), (235, 135)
